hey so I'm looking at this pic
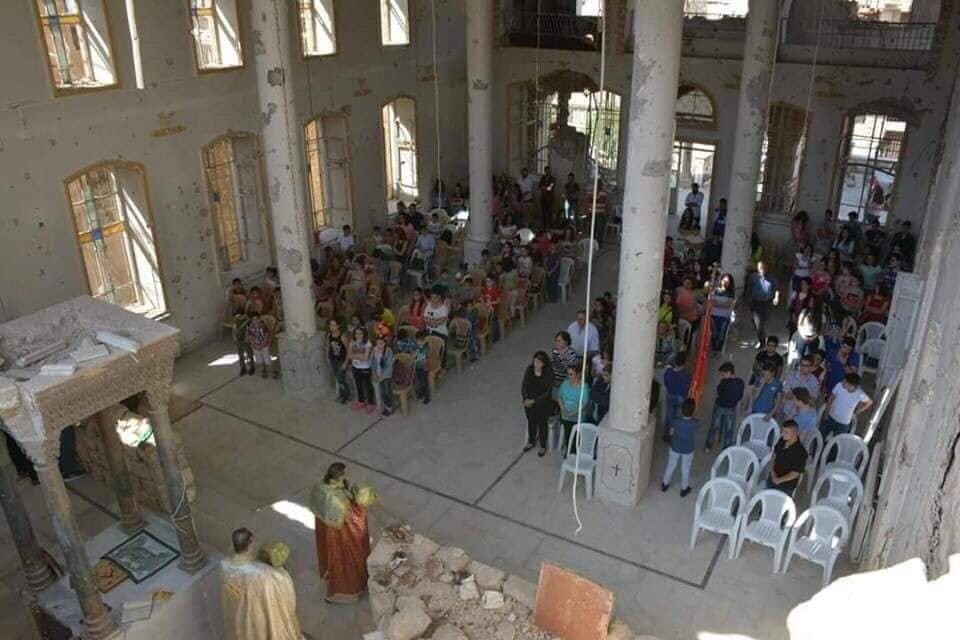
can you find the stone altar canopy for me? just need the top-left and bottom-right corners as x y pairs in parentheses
(0, 296), (206, 639)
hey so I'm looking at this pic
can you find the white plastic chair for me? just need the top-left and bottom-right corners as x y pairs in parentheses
(558, 257), (575, 302)
(855, 321), (885, 349)
(736, 414), (780, 462)
(521, 415), (562, 452)
(783, 505), (850, 587)
(817, 433), (869, 480)
(801, 429), (825, 495)
(734, 489), (797, 573)
(579, 238), (600, 262)
(858, 338), (884, 378)
(811, 467), (864, 530)
(557, 423), (599, 499)
(709, 446), (760, 498)
(690, 477), (747, 558)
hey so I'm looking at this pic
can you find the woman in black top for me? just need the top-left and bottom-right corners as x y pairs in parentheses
(522, 351), (555, 457)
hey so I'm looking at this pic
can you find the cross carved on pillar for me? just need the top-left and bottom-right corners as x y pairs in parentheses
(612, 463), (622, 477)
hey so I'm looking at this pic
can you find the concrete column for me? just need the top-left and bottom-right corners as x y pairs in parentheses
(144, 392), (206, 573)
(250, 0), (327, 398)
(0, 435), (55, 593)
(33, 440), (117, 639)
(465, 0), (494, 266)
(95, 408), (145, 534)
(863, 61), (960, 578)
(596, 1), (683, 507)
(720, 0), (779, 285)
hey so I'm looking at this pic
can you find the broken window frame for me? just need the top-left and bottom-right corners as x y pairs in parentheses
(34, 0), (118, 94)
(188, 0), (244, 73)
(380, 0), (412, 47)
(381, 97), (420, 204)
(298, 0), (337, 57)
(66, 162), (167, 318)
(756, 103), (808, 217)
(304, 119), (329, 231)
(833, 112), (907, 226)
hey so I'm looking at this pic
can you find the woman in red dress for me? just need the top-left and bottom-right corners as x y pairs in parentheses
(310, 463), (377, 603)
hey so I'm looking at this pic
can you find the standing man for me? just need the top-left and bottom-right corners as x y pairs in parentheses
(221, 528), (303, 640)
(518, 167), (538, 227)
(765, 420), (808, 496)
(711, 197), (728, 237)
(685, 183), (705, 228)
(539, 166), (557, 227)
(563, 172), (581, 222)
(567, 309), (600, 358)
(747, 260), (780, 348)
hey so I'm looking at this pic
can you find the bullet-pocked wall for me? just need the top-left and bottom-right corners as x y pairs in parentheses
(0, 0), (470, 351)
(491, 0), (959, 250)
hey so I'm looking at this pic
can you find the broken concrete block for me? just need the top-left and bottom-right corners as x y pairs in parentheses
(415, 581), (457, 618)
(435, 546), (471, 573)
(369, 539), (399, 571)
(533, 563), (614, 640)
(469, 561), (506, 591)
(502, 575), (537, 610)
(370, 591), (397, 623)
(458, 576), (480, 601)
(608, 619), (635, 640)
(429, 624), (468, 640)
(495, 621), (516, 640)
(387, 606), (431, 640)
(481, 590), (505, 610)
(408, 534), (441, 566)
(424, 558), (444, 580)
(395, 595), (426, 612)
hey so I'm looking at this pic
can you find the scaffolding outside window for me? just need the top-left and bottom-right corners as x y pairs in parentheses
(189, 0), (243, 71)
(676, 87), (715, 126)
(836, 113), (906, 225)
(35, 0), (117, 92)
(67, 163), (166, 317)
(298, 0), (336, 57)
(382, 98), (419, 202)
(380, 0), (411, 46)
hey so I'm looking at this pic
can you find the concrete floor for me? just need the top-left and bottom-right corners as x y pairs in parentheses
(0, 249), (845, 640)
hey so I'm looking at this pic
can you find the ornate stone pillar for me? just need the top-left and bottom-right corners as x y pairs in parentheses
(95, 407), (145, 534)
(144, 386), (206, 574)
(720, 0), (779, 285)
(33, 439), (117, 639)
(465, 0), (494, 266)
(250, 0), (327, 399)
(596, 0), (683, 507)
(0, 433), (55, 593)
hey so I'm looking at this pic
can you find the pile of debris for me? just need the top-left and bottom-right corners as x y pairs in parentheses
(366, 525), (654, 640)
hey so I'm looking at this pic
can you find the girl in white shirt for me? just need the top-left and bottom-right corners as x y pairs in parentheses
(347, 327), (375, 413)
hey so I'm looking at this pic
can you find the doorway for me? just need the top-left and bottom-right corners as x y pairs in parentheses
(670, 139), (716, 238)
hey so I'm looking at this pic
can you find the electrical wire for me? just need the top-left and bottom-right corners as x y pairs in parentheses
(430, 0), (443, 207)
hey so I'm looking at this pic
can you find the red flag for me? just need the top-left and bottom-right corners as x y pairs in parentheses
(689, 300), (713, 406)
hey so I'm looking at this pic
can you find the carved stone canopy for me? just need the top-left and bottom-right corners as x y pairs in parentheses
(0, 296), (179, 466)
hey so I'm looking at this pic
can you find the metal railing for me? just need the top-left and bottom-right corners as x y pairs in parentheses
(503, 11), (602, 46)
(811, 20), (936, 51)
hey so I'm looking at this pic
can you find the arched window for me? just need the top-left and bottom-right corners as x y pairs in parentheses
(66, 162), (166, 317)
(676, 86), (715, 126)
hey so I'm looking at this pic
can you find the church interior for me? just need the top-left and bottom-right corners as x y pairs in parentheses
(1, 1), (959, 639)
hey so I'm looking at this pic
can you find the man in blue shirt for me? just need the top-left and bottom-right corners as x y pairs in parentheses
(706, 362), (745, 452)
(751, 364), (783, 420)
(747, 260), (780, 348)
(825, 337), (860, 392)
(662, 353), (692, 440)
(662, 398), (699, 497)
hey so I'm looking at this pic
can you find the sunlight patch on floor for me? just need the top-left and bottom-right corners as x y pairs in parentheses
(269, 500), (316, 531)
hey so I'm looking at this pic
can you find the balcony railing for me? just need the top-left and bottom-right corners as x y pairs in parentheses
(503, 11), (602, 50)
(811, 20), (936, 51)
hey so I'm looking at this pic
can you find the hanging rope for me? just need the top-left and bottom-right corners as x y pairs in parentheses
(569, 1), (606, 536)
(430, 0), (443, 207)
(533, 0), (542, 170)
(803, 0), (828, 134)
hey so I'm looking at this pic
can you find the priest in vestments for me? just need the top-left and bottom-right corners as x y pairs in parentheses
(311, 462), (377, 603)
(221, 528), (303, 640)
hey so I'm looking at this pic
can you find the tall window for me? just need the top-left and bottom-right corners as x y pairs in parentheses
(836, 113), (906, 225)
(676, 86), (715, 127)
(382, 98), (419, 202)
(67, 163), (166, 317)
(202, 134), (270, 277)
(34, 0), (117, 92)
(757, 104), (807, 215)
(298, 0), (337, 56)
(189, 0), (243, 71)
(380, 0), (411, 46)
(305, 115), (354, 231)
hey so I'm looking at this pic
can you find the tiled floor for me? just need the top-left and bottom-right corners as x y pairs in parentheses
(0, 249), (844, 640)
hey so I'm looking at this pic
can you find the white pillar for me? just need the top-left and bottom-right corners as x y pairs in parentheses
(720, 0), (779, 285)
(250, 0), (326, 398)
(465, 0), (494, 266)
(596, 1), (683, 507)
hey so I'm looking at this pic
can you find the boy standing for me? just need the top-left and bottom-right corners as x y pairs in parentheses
(663, 353), (692, 426)
(372, 335), (395, 416)
(232, 311), (254, 376)
(705, 362), (744, 452)
(413, 330), (432, 405)
(751, 336), (783, 384)
(662, 399), (699, 497)
(750, 364), (783, 421)
(822, 373), (873, 438)
(327, 319), (350, 403)
(246, 312), (275, 379)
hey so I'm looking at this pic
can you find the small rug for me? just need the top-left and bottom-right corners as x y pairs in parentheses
(102, 531), (179, 584)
